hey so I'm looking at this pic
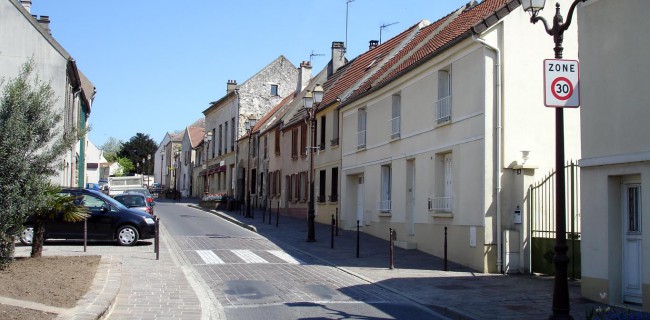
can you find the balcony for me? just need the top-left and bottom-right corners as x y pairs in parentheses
(429, 197), (452, 212)
(378, 200), (391, 213)
(328, 194), (338, 202)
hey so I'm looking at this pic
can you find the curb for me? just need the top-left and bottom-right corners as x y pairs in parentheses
(57, 255), (122, 320)
(188, 204), (257, 233)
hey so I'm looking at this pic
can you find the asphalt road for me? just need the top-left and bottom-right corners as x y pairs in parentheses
(154, 200), (446, 320)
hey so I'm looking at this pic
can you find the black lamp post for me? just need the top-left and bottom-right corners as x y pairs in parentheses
(204, 131), (213, 195)
(303, 84), (324, 242)
(245, 117), (257, 218)
(521, 0), (585, 319)
(160, 147), (164, 188)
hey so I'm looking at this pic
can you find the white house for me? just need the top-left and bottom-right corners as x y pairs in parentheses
(578, 0), (650, 311)
(0, 0), (95, 188)
(334, 0), (580, 273)
(84, 139), (107, 185)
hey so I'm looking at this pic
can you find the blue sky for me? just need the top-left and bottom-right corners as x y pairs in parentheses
(30, 0), (470, 147)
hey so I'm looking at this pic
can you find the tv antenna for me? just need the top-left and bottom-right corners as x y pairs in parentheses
(380, 21), (399, 44)
(310, 50), (325, 64)
(345, 0), (356, 52)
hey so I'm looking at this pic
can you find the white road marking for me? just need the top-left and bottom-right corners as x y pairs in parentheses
(268, 250), (302, 265)
(196, 250), (224, 264)
(231, 249), (268, 264)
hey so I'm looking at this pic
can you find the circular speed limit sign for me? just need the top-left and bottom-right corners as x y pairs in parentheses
(551, 77), (573, 101)
(544, 59), (580, 108)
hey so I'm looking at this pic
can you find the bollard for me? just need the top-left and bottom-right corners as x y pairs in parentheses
(389, 228), (396, 270)
(84, 219), (87, 253)
(155, 217), (161, 261)
(276, 201), (280, 227)
(335, 208), (339, 236)
(444, 226), (448, 271)
(331, 215), (335, 249)
(356, 220), (360, 258)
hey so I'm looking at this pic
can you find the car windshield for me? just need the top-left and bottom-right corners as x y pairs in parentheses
(124, 188), (151, 197)
(115, 195), (146, 207)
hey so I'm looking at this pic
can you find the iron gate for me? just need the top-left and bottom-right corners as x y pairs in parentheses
(528, 161), (581, 279)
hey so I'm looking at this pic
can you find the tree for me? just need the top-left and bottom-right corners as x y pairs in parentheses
(0, 61), (84, 268)
(118, 133), (157, 175)
(100, 137), (123, 162)
(115, 157), (134, 176)
(29, 183), (88, 258)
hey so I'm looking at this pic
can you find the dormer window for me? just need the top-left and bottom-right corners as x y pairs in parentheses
(270, 84), (279, 96)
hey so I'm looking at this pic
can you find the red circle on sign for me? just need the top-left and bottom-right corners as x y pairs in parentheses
(551, 77), (573, 101)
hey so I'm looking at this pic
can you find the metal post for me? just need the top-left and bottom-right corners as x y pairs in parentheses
(570, 161), (576, 281)
(276, 201), (279, 227)
(444, 226), (448, 271)
(335, 208), (339, 236)
(331, 215), (335, 249)
(83, 219), (87, 253)
(356, 220), (360, 258)
(306, 115), (316, 242)
(389, 228), (395, 270)
(155, 217), (160, 260)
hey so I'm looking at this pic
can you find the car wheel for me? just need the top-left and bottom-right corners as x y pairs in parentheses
(116, 225), (139, 246)
(20, 226), (34, 245)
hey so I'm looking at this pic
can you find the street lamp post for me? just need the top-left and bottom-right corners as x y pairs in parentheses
(204, 131), (213, 195)
(303, 84), (324, 243)
(521, 1), (585, 319)
(245, 118), (257, 218)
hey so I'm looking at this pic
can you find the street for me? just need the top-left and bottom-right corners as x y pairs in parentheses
(154, 200), (445, 320)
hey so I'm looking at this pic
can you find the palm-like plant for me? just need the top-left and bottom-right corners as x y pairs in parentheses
(29, 183), (89, 258)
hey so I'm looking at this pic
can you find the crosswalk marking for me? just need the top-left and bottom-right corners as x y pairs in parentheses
(231, 250), (268, 264)
(197, 250), (224, 264)
(268, 250), (302, 265)
(194, 249), (302, 265)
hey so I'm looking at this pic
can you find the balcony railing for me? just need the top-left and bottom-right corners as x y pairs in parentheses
(357, 130), (366, 149)
(378, 200), (391, 212)
(317, 195), (326, 203)
(435, 95), (452, 124)
(328, 194), (338, 202)
(429, 197), (452, 212)
(330, 138), (339, 146)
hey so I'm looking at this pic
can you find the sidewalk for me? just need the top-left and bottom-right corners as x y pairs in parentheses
(198, 203), (610, 320)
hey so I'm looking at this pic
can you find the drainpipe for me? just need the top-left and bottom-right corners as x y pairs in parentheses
(474, 36), (503, 273)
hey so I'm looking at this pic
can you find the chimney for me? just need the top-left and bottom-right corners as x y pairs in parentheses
(328, 41), (346, 79)
(20, 0), (31, 13)
(226, 80), (237, 94)
(369, 40), (379, 50)
(296, 61), (312, 94)
(37, 16), (51, 35)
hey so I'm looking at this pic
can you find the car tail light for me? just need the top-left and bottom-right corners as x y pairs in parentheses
(147, 197), (153, 203)
(146, 207), (153, 215)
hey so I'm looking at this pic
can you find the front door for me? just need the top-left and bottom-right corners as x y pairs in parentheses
(622, 183), (642, 304)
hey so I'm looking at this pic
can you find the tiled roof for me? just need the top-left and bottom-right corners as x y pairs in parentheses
(325, 0), (517, 108)
(187, 126), (205, 148)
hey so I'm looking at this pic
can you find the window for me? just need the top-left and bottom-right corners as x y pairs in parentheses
(432, 152), (453, 212)
(320, 115), (326, 150)
(211, 128), (216, 158)
(330, 167), (338, 202)
(357, 108), (367, 149)
(275, 170), (281, 197)
(319, 170), (326, 203)
(291, 128), (299, 159)
(218, 125), (223, 156)
(231, 118), (236, 152)
(293, 174), (299, 202)
(391, 94), (401, 139)
(331, 109), (340, 146)
(300, 171), (308, 202)
(436, 68), (452, 124)
(380, 164), (391, 212)
(300, 123), (307, 157)
(224, 121), (228, 154)
(251, 169), (257, 195)
(263, 136), (268, 159)
(270, 84), (279, 96)
(286, 175), (293, 201)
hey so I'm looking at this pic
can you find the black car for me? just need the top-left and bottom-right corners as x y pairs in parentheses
(20, 188), (156, 246)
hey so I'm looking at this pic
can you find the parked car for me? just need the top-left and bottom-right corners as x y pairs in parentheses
(85, 182), (100, 191)
(20, 188), (156, 246)
(114, 193), (154, 215)
(122, 188), (154, 204)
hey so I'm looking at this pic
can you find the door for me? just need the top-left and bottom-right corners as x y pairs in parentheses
(356, 175), (364, 227)
(406, 160), (415, 236)
(622, 183), (642, 304)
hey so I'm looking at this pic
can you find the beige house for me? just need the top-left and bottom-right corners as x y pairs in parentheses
(1, 0), (95, 188)
(335, 0), (580, 273)
(201, 56), (297, 203)
(179, 122), (204, 198)
(578, 0), (650, 311)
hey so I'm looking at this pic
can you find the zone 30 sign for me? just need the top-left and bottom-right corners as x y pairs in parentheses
(544, 59), (580, 108)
